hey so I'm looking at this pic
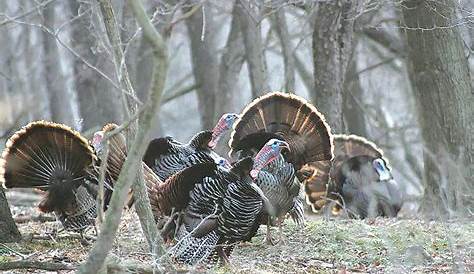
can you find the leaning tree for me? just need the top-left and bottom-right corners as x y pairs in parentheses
(0, 188), (21, 242)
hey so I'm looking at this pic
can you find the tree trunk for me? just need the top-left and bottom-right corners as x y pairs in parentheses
(343, 50), (367, 137)
(69, 1), (123, 131)
(312, 1), (363, 133)
(42, 3), (75, 125)
(272, 8), (295, 92)
(401, 0), (474, 218)
(185, 3), (219, 130)
(0, 189), (21, 243)
(236, 0), (268, 98)
(215, 3), (245, 117)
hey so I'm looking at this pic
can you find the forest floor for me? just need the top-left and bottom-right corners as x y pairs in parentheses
(1, 192), (473, 273)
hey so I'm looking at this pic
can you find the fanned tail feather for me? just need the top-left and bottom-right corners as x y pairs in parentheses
(228, 92), (334, 212)
(0, 121), (96, 214)
(228, 92), (333, 169)
(329, 134), (389, 202)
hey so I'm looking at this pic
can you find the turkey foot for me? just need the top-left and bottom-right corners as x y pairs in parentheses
(265, 224), (279, 245)
(160, 210), (180, 243)
(217, 246), (230, 266)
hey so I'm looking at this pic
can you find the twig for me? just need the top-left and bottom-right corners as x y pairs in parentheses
(0, 260), (74, 271)
(0, 0), (57, 27)
(166, 3), (202, 34)
(0, 243), (29, 260)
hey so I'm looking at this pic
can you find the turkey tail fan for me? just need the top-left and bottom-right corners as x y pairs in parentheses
(329, 134), (389, 208)
(147, 162), (218, 220)
(332, 134), (387, 166)
(229, 92), (333, 169)
(0, 121), (95, 213)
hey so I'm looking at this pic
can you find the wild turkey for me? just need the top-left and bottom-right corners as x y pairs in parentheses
(157, 140), (284, 265)
(143, 113), (239, 181)
(0, 121), (129, 232)
(311, 134), (402, 218)
(228, 92), (333, 244)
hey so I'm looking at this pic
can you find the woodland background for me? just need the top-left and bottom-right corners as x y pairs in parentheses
(0, 0), (473, 272)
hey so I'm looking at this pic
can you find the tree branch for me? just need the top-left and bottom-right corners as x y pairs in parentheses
(96, 0), (161, 254)
(0, 261), (73, 271)
(162, 83), (198, 104)
(77, 0), (168, 272)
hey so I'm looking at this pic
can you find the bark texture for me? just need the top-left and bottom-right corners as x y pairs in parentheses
(185, 3), (219, 130)
(312, 1), (363, 133)
(401, 0), (474, 217)
(0, 189), (21, 243)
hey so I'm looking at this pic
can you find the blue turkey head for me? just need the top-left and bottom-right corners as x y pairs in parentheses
(372, 158), (392, 181)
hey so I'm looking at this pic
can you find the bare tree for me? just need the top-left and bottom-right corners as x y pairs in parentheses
(236, 0), (269, 97)
(343, 52), (367, 137)
(272, 8), (295, 92)
(41, 3), (75, 125)
(0, 189), (21, 243)
(401, 0), (474, 217)
(69, 0), (123, 131)
(185, 3), (219, 129)
(215, 2), (245, 116)
(78, 0), (168, 271)
(312, 1), (364, 133)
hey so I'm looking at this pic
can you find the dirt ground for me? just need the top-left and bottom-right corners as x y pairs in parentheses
(1, 191), (473, 273)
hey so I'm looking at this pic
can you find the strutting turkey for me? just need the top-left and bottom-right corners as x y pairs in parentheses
(0, 121), (130, 232)
(148, 140), (284, 265)
(313, 134), (403, 218)
(143, 113), (239, 182)
(228, 92), (333, 244)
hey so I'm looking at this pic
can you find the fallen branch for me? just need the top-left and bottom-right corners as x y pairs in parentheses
(14, 215), (56, 224)
(0, 261), (74, 271)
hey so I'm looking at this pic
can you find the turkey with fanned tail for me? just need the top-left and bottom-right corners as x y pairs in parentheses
(147, 140), (285, 265)
(143, 113), (239, 181)
(0, 121), (133, 233)
(308, 134), (403, 218)
(228, 91), (333, 244)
